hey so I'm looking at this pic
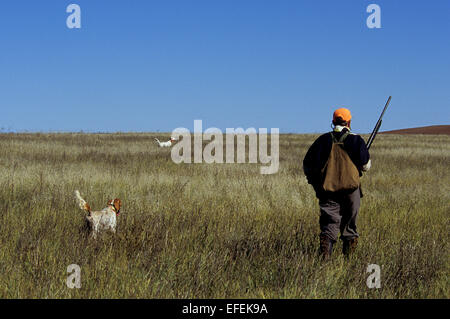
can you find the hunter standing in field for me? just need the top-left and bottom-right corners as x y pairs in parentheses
(303, 108), (371, 259)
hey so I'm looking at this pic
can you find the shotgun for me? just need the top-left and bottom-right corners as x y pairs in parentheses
(366, 96), (391, 150)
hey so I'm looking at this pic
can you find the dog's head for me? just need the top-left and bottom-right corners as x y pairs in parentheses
(108, 198), (122, 215)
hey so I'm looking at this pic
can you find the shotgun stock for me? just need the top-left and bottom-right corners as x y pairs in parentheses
(366, 96), (391, 150)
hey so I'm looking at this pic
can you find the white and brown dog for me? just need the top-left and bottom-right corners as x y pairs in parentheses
(154, 137), (177, 147)
(75, 190), (121, 239)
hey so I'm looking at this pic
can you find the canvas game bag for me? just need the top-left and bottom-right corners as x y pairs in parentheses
(321, 131), (360, 192)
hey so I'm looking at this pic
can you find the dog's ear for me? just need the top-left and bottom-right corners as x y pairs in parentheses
(113, 199), (121, 213)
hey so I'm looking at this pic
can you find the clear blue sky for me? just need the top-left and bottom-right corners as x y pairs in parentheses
(1, 0), (449, 133)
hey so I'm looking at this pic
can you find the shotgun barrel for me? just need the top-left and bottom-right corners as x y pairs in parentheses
(366, 96), (391, 150)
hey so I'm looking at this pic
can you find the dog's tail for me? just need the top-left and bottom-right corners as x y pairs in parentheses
(154, 137), (161, 146)
(75, 190), (91, 213)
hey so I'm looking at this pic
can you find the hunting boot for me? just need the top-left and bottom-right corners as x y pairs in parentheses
(319, 235), (334, 260)
(342, 237), (358, 257)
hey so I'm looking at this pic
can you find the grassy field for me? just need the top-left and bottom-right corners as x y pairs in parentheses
(0, 132), (448, 298)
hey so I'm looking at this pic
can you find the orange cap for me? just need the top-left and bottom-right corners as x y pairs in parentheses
(333, 108), (352, 122)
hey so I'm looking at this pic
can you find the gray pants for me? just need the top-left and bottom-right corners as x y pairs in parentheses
(319, 188), (360, 242)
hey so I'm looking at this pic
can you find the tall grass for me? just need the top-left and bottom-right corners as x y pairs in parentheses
(0, 132), (448, 298)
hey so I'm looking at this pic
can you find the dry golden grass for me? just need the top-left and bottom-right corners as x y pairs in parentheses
(0, 132), (448, 298)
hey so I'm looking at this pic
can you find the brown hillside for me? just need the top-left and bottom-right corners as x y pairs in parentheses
(381, 125), (450, 135)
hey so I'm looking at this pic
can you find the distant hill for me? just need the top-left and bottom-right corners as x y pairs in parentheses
(381, 125), (450, 135)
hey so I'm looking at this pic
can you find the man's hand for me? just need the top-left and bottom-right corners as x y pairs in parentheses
(312, 183), (324, 199)
(362, 159), (372, 172)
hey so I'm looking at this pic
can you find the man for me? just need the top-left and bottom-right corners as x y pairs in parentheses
(303, 108), (371, 259)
